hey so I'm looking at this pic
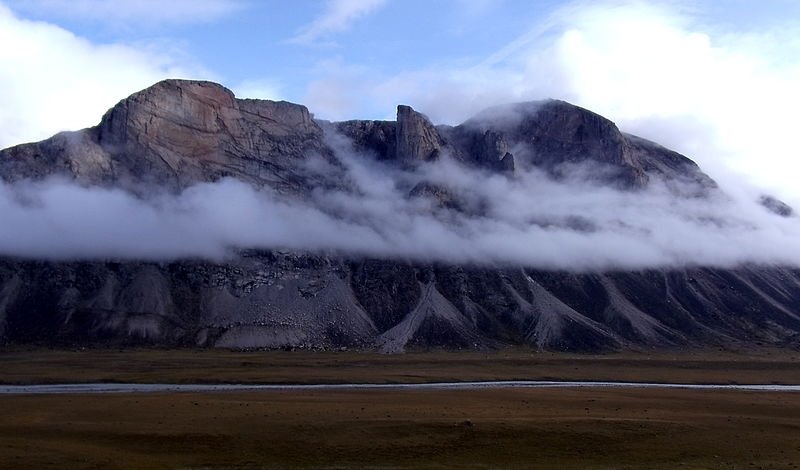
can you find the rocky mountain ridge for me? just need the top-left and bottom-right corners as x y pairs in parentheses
(0, 80), (715, 194)
(0, 79), (798, 352)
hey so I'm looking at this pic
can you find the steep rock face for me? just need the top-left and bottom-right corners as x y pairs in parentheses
(461, 100), (649, 188)
(333, 120), (397, 160)
(2, 256), (800, 351)
(0, 128), (111, 185)
(624, 134), (716, 195)
(439, 126), (516, 172)
(395, 105), (446, 163)
(336, 99), (709, 190)
(0, 80), (332, 194)
(98, 80), (332, 193)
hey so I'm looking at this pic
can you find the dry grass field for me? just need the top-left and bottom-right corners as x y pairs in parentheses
(2, 387), (800, 469)
(1, 347), (800, 385)
(2, 348), (800, 469)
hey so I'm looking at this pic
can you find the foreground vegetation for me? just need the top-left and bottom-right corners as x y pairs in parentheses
(2, 386), (800, 469)
(2, 347), (800, 385)
(2, 348), (800, 469)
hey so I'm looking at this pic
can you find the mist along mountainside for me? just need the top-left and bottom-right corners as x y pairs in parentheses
(1, 79), (799, 352)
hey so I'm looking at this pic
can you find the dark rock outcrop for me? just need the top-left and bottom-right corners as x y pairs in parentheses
(409, 182), (463, 211)
(461, 100), (649, 188)
(760, 195), (794, 217)
(334, 120), (397, 161)
(395, 105), (446, 163)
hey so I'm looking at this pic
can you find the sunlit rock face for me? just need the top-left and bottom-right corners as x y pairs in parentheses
(0, 80), (332, 194)
(0, 79), (797, 352)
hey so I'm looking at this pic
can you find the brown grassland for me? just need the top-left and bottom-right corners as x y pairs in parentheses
(1, 348), (800, 469)
(2, 347), (800, 385)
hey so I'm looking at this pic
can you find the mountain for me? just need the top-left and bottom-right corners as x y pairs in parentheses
(0, 79), (799, 352)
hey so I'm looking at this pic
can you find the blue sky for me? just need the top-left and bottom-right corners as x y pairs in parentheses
(3, 0), (567, 116)
(6, 2), (546, 81)
(1, 0), (800, 200)
(5, 0), (799, 119)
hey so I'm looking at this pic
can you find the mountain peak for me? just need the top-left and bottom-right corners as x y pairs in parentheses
(396, 104), (445, 163)
(0, 79), (326, 191)
(98, 79), (237, 147)
(0, 79), (712, 193)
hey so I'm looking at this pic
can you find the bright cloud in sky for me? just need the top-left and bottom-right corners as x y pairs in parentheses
(231, 79), (283, 101)
(540, 2), (800, 199)
(289, 0), (389, 46)
(0, 4), (205, 148)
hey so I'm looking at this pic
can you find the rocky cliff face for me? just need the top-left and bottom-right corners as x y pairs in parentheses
(2, 255), (799, 352)
(395, 105), (446, 163)
(0, 79), (797, 352)
(0, 80), (713, 195)
(1, 80), (332, 194)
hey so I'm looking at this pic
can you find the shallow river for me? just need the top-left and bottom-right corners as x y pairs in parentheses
(2, 381), (800, 394)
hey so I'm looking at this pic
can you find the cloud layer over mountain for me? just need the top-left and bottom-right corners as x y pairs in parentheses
(1, 133), (797, 270)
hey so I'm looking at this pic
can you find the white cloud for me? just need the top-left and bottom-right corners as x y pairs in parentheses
(289, 0), (388, 46)
(538, 2), (800, 201)
(321, 1), (800, 204)
(4, 0), (245, 25)
(0, 4), (205, 148)
(302, 58), (382, 120)
(231, 79), (283, 101)
(2, 148), (799, 270)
